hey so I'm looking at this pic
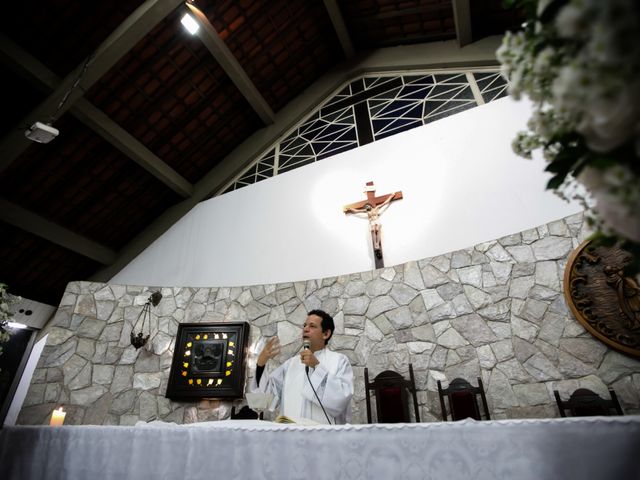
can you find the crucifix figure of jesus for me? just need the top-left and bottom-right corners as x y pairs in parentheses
(343, 181), (403, 268)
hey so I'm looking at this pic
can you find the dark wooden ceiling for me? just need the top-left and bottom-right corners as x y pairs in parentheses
(0, 0), (522, 306)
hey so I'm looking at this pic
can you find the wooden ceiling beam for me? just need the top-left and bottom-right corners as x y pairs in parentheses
(0, 34), (193, 198)
(357, 3), (453, 22)
(73, 100), (193, 197)
(186, 3), (275, 125)
(0, 0), (184, 175)
(452, 0), (473, 47)
(323, 0), (356, 59)
(0, 198), (117, 265)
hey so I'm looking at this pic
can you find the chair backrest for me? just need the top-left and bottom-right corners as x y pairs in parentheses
(364, 364), (420, 423)
(230, 405), (262, 420)
(554, 388), (624, 417)
(437, 377), (491, 421)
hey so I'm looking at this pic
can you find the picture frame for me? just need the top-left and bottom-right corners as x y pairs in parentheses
(165, 322), (250, 399)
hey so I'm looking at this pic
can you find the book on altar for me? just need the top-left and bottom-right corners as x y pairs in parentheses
(274, 415), (320, 425)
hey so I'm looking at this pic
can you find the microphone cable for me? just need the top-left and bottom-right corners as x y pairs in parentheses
(302, 341), (331, 424)
(305, 368), (332, 425)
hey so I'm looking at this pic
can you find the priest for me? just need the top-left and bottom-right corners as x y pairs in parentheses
(251, 309), (354, 424)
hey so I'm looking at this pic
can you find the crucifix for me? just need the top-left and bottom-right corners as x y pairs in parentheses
(343, 181), (403, 269)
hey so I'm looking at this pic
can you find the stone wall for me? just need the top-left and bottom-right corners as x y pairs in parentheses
(18, 212), (640, 425)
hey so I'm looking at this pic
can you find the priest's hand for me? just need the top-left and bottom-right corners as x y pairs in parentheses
(257, 337), (281, 367)
(300, 349), (319, 369)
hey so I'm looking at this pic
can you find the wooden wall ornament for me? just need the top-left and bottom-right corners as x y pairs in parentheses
(564, 240), (640, 359)
(165, 322), (250, 399)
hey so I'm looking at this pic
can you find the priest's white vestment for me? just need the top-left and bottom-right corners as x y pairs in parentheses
(252, 348), (353, 424)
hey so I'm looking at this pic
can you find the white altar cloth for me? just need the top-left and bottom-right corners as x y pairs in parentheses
(1, 416), (639, 480)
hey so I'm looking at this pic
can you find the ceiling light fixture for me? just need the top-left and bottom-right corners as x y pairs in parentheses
(25, 122), (59, 144)
(181, 13), (199, 35)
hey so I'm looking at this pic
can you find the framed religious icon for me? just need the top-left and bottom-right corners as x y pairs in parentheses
(564, 240), (640, 359)
(166, 322), (250, 399)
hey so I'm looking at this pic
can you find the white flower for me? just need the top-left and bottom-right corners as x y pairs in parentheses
(578, 165), (640, 242)
(499, 0), (640, 247)
(578, 82), (640, 152)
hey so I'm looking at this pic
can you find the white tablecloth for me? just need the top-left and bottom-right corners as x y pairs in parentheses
(1, 417), (639, 480)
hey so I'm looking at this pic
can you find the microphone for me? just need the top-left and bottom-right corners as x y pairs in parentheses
(302, 340), (310, 373)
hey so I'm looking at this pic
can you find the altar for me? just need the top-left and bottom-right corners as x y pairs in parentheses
(1, 416), (639, 480)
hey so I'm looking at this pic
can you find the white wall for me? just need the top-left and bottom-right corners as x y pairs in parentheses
(4, 335), (47, 426)
(111, 97), (583, 287)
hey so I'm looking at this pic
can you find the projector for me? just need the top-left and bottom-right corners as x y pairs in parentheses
(25, 122), (59, 143)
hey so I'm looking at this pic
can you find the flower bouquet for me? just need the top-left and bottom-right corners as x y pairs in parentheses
(497, 0), (640, 272)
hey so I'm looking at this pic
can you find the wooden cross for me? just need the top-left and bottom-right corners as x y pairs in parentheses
(343, 181), (403, 269)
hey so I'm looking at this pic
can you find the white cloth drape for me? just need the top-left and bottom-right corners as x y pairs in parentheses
(1, 417), (639, 480)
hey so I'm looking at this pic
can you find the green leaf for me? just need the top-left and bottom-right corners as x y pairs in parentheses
(546, 173), (566, 190)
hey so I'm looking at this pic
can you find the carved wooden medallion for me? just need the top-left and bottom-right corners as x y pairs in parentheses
(564, 240), (640, 358)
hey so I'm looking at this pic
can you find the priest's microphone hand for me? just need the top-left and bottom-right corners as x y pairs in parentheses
(300, 343), (319, 370)
(257, 337), (280, 367)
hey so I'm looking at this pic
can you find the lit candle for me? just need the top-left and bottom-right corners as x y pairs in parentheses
(50, 407), (66, 426)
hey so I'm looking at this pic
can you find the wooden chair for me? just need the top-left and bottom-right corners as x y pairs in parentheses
(437, 377), (491, 421)
(365, 364), (420, 423)
(554, 388), (624, 417)
(230, 405), (262, 420)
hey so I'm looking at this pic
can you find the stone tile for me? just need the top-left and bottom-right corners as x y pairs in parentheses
(497, 358), (532, 383)
(451, 314), (498, 346)
(366, 296), (397, 318)
(420, 289), (445, 310)
(386, 306), (414, 329)
(509, 276), (535, 299)
(477, 345), (496, 369)
(506, 245), (535, 263)
(421, 265), (450, 289)
(559, 338), (607, 366)
(457, 265), (483, 288)
(511, 315), (539, 342)
(404, 261), (425, 290)
(435, 283), (462, 301)
(389, 283), (418, 305)
(523, 353), (562, 381)
(366, 279), (393, 297)
(557, 351), (596, 377)
(486, 244), (512, 262)
(478, 299), (511, 322)
(488, 368), (518, 408)
(463, 285), (492, 309)
(451, 250), (471, 268)
(531, 236), (573, 261)
(437, 328), (469, 348)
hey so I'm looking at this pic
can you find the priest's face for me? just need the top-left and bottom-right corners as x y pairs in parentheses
(302, 314), (330, 351)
